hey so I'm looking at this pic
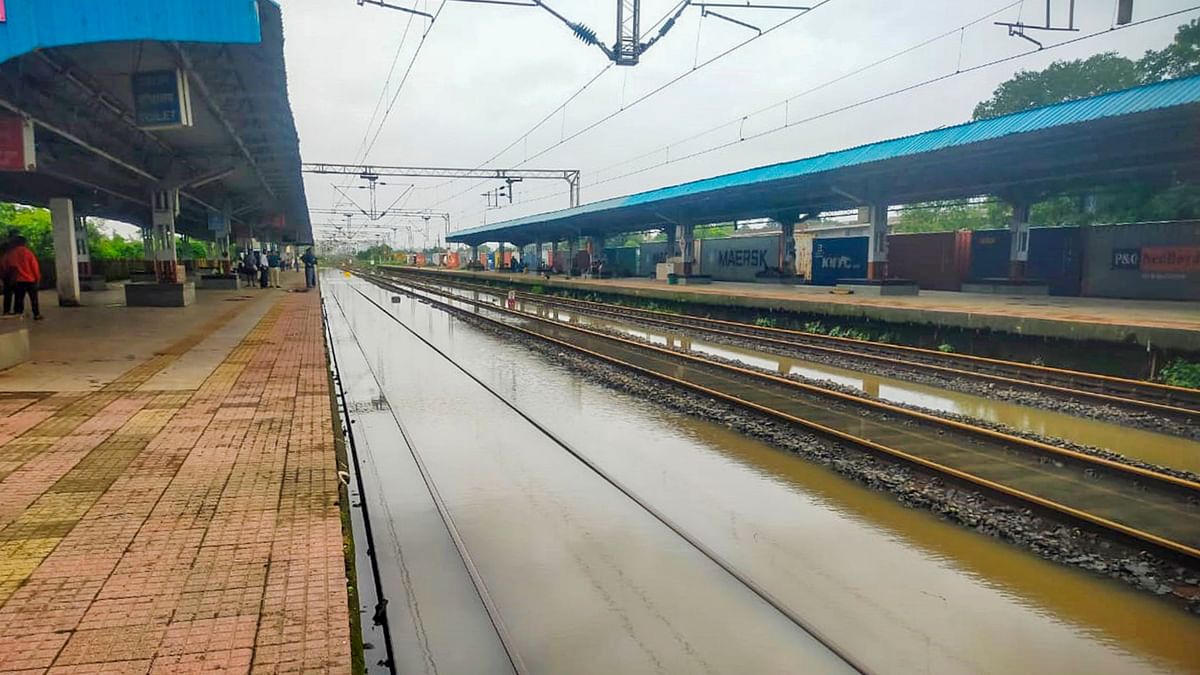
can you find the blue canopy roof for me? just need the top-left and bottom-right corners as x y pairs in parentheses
(0, 0), (267, 65)
(450, 74), (1200, 244)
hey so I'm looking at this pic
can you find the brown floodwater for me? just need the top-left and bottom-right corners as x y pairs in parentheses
(488, 289), (1198, 475)
(343, 275), (1200, 674)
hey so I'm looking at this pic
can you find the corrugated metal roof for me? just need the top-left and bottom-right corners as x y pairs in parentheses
(0, 0), (264, 64)
(452, 74), (1200, 240)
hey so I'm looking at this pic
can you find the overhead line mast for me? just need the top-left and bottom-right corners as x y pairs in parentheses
(358, 0), (814, 65)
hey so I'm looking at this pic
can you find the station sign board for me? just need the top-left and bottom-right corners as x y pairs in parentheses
(0, 113), (35, 172)
(131, 70), (194, 129)
(208, 211), (229, 236)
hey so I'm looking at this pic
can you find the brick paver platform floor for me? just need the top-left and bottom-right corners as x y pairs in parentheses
(0, 289), (350, 673)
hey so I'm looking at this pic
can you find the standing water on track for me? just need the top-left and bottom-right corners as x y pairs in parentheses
(338, 273), (1200, 674)
(461, 286), (1197, 475)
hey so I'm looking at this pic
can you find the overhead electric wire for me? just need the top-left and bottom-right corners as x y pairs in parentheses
(475, 0), (1023, 209)
(362, 0), (450, 162)
(455, 3), (1200, 224)
(418, 0), (695, 207)
(430, 0), (839, 214)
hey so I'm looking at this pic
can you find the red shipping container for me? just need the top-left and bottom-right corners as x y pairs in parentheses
(886, 230), (972, 291)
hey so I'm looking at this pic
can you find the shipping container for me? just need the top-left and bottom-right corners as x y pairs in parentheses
(795, 232), (814, 280)
(1082, 220), (1200, 300)
(697, 235), (781, 282)
(1028, 226), (1082, 296)
(968, 229), (1010, 280)
(887, 230), (971, 291)
(810, 236), (868, 285)
(603, 247), (639, 277)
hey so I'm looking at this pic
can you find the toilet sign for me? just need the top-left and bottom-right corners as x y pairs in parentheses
(131, 70), (194, 129)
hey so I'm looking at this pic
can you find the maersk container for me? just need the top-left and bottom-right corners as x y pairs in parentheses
(697, 235), (781, 282)
(810, 236), (868, 285)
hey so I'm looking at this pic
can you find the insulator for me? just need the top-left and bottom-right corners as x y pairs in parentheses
(570, 22), (599, 45)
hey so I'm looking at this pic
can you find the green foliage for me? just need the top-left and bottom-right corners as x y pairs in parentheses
(908, 22), (1200, 232)
(1159, 358), (1200, 389)
(694, 223), (735, 240)
(753, 316), (777, 328)
(355, 244), (394, 263)
(972, 52), (1143, 120)
(0, 202), (53, 259)
(90, 231), (143, 260)
(1139, 19), (1200, 81)
(529, 285), (545, 295)
(895, 200), (1010, 233)
(937, 343), (956, 354)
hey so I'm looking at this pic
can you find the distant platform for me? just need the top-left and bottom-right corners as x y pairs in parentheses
(391, 267), (1200, 351)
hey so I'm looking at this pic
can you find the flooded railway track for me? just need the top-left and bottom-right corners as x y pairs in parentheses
(382, 267), (1200, 423)
(327, 277), (867, 674)
(360, 271), (1200, 565)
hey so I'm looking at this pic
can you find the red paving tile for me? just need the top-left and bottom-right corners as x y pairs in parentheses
(0, 291), (350, 674)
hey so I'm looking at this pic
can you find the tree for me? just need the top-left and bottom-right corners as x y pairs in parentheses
(1139, 18), (1200, 81)
(972, 53), (1142, 120)
(0, 203), (54, 260)
(895, 200), (1010, 233)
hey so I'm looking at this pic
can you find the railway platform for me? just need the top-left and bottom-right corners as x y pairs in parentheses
(0, 273), (350, 673)
(396, 267), (1200, 351)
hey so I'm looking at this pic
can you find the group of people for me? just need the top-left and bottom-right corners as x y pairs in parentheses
(237, 247), (319, 290)
(0, 229), (42, 321)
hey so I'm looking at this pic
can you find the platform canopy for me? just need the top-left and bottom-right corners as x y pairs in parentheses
(0, 0), (311, 243)
(449, 75), (1200, 247)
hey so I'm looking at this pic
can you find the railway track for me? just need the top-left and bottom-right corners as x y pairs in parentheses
(379, 267), (1200, 422)
(327, 276), (869, 674)
(359, 270), (1200, 565)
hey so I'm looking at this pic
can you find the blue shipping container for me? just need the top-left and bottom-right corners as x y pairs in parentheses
(811, 237), (867, 285)
(1028, 227), (1083, 296)
(968, 229), (1010, 280)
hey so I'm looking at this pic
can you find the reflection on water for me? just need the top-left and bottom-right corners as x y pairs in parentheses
(351, 275), (1200, 674)
(503, 296), (1199, 475)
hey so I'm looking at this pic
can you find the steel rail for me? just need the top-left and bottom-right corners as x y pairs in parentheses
(362, 272), (1200, 563)
(382, 268), (1200, 417)
(321, 302), (400, 674)
(383, 272), (1200, 492)
(343, 278), (873, 674)
(328, 288), (529, 675)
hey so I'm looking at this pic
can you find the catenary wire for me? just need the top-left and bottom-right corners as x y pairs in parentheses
(452, 3), (1200, 225)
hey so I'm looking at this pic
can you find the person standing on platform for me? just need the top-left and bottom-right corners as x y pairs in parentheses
(239, 252), (257, 288)
(301, 247), (318, 289)
(4, 235), (42, 321)
(0, 228), (17, 317)
(267, 250), (282, 288)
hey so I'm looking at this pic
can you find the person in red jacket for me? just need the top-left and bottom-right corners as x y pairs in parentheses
(4, 235), (42, 320)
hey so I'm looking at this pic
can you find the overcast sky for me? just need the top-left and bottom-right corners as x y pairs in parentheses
(277, 0), (1199, 248)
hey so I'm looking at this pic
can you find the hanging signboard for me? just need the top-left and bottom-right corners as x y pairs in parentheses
(131, 70), (194, 129)
(0, 114), (35, 172)
(207, 210), (229, 235)
(1, 1), (7, 23)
